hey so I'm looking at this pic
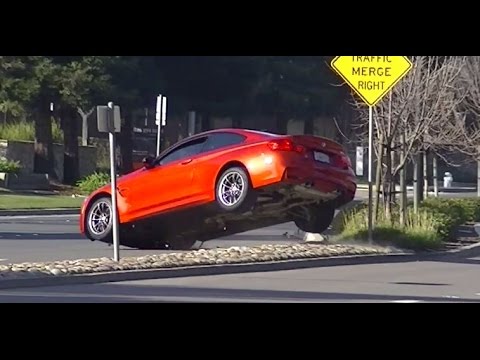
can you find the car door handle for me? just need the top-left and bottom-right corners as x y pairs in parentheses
(181, 159), (193, 165)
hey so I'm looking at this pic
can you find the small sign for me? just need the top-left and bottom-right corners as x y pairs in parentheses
(97, 105), (121, 133)
(161, 96), (167, 126)
(155, 95), (162, 123)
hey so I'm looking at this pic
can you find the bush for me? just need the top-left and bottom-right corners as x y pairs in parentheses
(0, 159), (21, 174)
(339, 204), (445, 250)
(76, 172), (110, 194)
(0, 120), (63, 143)
(420, 197), (480, 224)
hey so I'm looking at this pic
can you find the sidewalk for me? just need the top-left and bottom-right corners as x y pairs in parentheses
(356, 182), (477, 193)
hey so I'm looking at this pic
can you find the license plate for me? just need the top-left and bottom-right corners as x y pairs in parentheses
(314, 151), (330, 164)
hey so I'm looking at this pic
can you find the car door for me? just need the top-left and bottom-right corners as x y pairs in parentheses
(118, 136), (208, 220)
(190, 132), (247, 202)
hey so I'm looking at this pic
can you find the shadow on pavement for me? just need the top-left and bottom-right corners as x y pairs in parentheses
(0, 283), (477, 303)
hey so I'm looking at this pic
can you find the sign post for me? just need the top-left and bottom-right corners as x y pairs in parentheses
(97, 102), (122, 261)
(330, 56), (413, 243)
(155, 95), (168, 156)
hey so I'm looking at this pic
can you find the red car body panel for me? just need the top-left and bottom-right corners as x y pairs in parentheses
(79, 129), (356, 235)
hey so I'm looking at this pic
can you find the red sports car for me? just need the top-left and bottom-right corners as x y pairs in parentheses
(80, 128), (356, 250)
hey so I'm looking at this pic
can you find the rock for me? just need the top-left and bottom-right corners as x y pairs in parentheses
(50, 269), (63, 276)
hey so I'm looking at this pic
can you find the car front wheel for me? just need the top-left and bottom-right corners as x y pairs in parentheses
(85, 196), (114, 242)
(215, 166), (252, 212)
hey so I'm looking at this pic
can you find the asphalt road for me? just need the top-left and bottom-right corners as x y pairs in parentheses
(0, 214), (305, 263)
(1, 252), (479, 302)
(0, 189), (477, 264)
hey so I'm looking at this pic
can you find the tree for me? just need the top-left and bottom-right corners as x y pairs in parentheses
(351, 56), (467, 220)
(55, 56), (114, 184)
(0, 57), (38, 122)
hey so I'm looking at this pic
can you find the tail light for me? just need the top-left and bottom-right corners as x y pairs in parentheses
(333, 154), (352, 169)
(268, 139), (305, 153)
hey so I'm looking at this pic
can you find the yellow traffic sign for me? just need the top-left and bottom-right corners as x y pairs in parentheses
(330, 56), (413, 107)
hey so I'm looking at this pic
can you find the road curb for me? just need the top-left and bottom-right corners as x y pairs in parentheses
(0, 242), (478, 290)
(0, 208), (80, 217)
(0, 253), (416, 290)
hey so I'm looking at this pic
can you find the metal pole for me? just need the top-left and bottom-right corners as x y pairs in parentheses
(156, 96), (163, 157)
(108, 102), (120, 262)
(368, 105), (373, 244)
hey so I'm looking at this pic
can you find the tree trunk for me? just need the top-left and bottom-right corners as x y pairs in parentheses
(34, 103), (56, 179)
(413, 153), (424, 214)
(120, 110), (133, 175)
(374, 137), (384, 224)
(78, 107), (94, 147)
(384, 144), (393, 222)
(478, 156), (480, 198)
(62, 106), (79, 185)
(201, 111), (211, 132)
(423, 150), (429, 199)
(399, 134), (407, 226)
(304, 116), (314, 136)
(433, 155), (439, 197)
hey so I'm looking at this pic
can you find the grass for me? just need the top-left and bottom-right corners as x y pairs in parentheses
(338, 204), (445, 250)
(0, 193), (83, 210)
(0, 119), (63, 143)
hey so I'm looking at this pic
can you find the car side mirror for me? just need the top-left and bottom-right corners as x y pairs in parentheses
(142, 155), (155, 169)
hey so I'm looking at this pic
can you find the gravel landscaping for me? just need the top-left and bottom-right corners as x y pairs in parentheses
(0, 243), (396, 280)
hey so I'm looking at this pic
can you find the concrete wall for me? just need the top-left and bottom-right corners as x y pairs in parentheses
(0, 140), (97, 182)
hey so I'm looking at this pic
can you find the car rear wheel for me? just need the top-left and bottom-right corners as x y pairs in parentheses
(294, 205), (335, 234)
(85, 196), (114, 241)
(215, 166), (251, 212)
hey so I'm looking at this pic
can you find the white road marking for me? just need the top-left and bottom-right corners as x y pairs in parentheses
(443, 295), (460, 299)
(391, 300), (421, 303)
(476, 293), (480, 296)
(33, 234), (39, 236)
(0, 259), (8, 262)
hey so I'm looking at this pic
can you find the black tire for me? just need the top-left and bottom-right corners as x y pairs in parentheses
(85, 196), (114, 242)
(294, 205), (335, 234)
(166, 238), (197, 251)
(215, 166), (251, 212)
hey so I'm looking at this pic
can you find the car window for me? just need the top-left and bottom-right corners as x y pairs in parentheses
(203, 133), (246, 152)
(158, 137), (207, 166)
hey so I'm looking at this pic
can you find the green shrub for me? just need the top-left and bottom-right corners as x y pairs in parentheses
(420, 197), (480, 224)
(339, 204), (445, 250)
(0, 120), (63, 143)
(0, 159), (21, 174)
(76, 172), (110, 194)
(420, 198), (467, 227)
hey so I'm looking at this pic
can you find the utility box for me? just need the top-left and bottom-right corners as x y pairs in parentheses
(444, 172), (453, 188)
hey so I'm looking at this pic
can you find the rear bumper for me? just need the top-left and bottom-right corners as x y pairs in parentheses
(282, 165), (356, 206)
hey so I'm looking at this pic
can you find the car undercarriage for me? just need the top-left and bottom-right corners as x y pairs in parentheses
(112, 183), (351, 250)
